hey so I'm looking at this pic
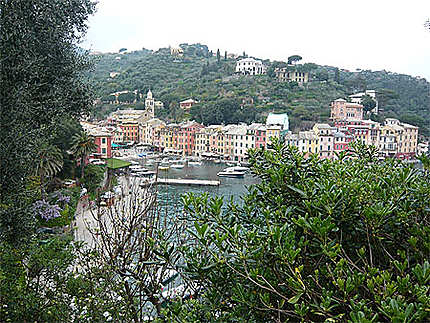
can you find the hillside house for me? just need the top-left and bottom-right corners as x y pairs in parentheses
(275, 68), (309, 84)
(235, 58), (266, 75)
(330, 99), (364, 121)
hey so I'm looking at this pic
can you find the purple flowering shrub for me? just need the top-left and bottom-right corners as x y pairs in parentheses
(51, 191), (71, 205)
(33, 191), (71, 221)
(33, 200), (62, 221)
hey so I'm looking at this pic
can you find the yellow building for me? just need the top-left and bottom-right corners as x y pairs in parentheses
(266, 126), (281, 145)
(384, 119), (418, 158)
(299, 131), (319, 155)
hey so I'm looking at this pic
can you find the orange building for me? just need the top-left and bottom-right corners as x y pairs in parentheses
(119, 121), (139, 143)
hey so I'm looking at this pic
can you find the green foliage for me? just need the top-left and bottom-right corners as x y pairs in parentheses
(177, 142), (430, 322)
(70, 131), (97, 179)
(361, 94), (377, 113)
(0, 0), (96, 246)
(288, 55), (302, 65)
(35, 143), (64, 197)
(51, 118), (83, 179)
(80, 164), (104, 194)
(0, 236), (77, 322)
(191, 98), (259, 125)
(117, 91), (135, 103)
(315, 69), (329, 81)
(0, 0), (96, 204)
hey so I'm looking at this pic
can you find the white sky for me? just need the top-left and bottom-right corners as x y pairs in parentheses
(83, 0), (430, 80)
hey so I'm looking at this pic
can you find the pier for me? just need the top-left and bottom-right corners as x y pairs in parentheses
(141, 178), (220, 187)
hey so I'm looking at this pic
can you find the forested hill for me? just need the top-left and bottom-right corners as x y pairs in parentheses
(89, 43), (430, 136)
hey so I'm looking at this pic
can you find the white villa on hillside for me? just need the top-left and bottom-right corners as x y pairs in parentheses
(235, 58), (266, 75)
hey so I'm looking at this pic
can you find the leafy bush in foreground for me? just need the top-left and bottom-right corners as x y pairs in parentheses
(177, 143), (430, 322)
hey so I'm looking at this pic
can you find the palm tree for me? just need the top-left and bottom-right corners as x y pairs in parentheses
(70, 131), (96, 180)
(35, 144), (63, 197)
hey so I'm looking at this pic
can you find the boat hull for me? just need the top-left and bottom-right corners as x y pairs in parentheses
(217, 171), (245, 178)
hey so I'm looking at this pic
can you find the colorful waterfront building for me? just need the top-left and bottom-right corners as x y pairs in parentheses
(313, 123), (337, 159)
(379, 125), (398, 158)
(80, 122), (113, 159)
(284, 132), (299, 149)
(266, 113), (289, 146)
(222, 125), (237, 160)
(112, 126), (124, 144)
(195, 125), (226, 157)
(225, 124), (248, 162)
(249, 123), (267, 150)
(139, 118), (165, 145)
(93, 130), (113, 159)
(333, 131), (353, 155)
(160, 124), (180, 154)
(177, 121), (204, 156)
(119, 121), (139, 143)
(298, 130), (319, 156)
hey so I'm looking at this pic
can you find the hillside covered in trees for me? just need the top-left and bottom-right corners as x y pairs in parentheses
(89, 43), (430, 136)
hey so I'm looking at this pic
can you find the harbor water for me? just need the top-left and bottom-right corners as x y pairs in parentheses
(139, 160), (260, 214)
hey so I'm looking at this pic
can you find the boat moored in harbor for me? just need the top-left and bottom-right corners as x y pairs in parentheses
(170, 164), (185, 169)
(217, 170), (246, 178)
(188, 161), (202, 166)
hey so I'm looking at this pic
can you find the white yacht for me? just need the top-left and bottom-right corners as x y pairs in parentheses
(188, 161), (202, 166)
(217, 167), (246, 178)
(170, 164), (185, 169)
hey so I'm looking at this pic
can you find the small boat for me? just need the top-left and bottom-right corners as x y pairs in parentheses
(129, 165), (148, 171)
(188, 161), (202, 166)
(138, 170), (156, 177)
(226, 162), (236, 166)
(158, 166), (169, 171)
(225, 166), (249, 172)
(217, 170), (245, 178)
(213, 159), (221, 164)
(170, 164), (185, 169)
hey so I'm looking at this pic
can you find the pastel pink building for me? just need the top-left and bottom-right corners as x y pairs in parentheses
(178, 121), (204, 155)
(330, 99), (364, 122)
(249, 123), (266, 149)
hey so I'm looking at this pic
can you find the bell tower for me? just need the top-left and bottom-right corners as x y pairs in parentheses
(145, 89), (154, 118)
